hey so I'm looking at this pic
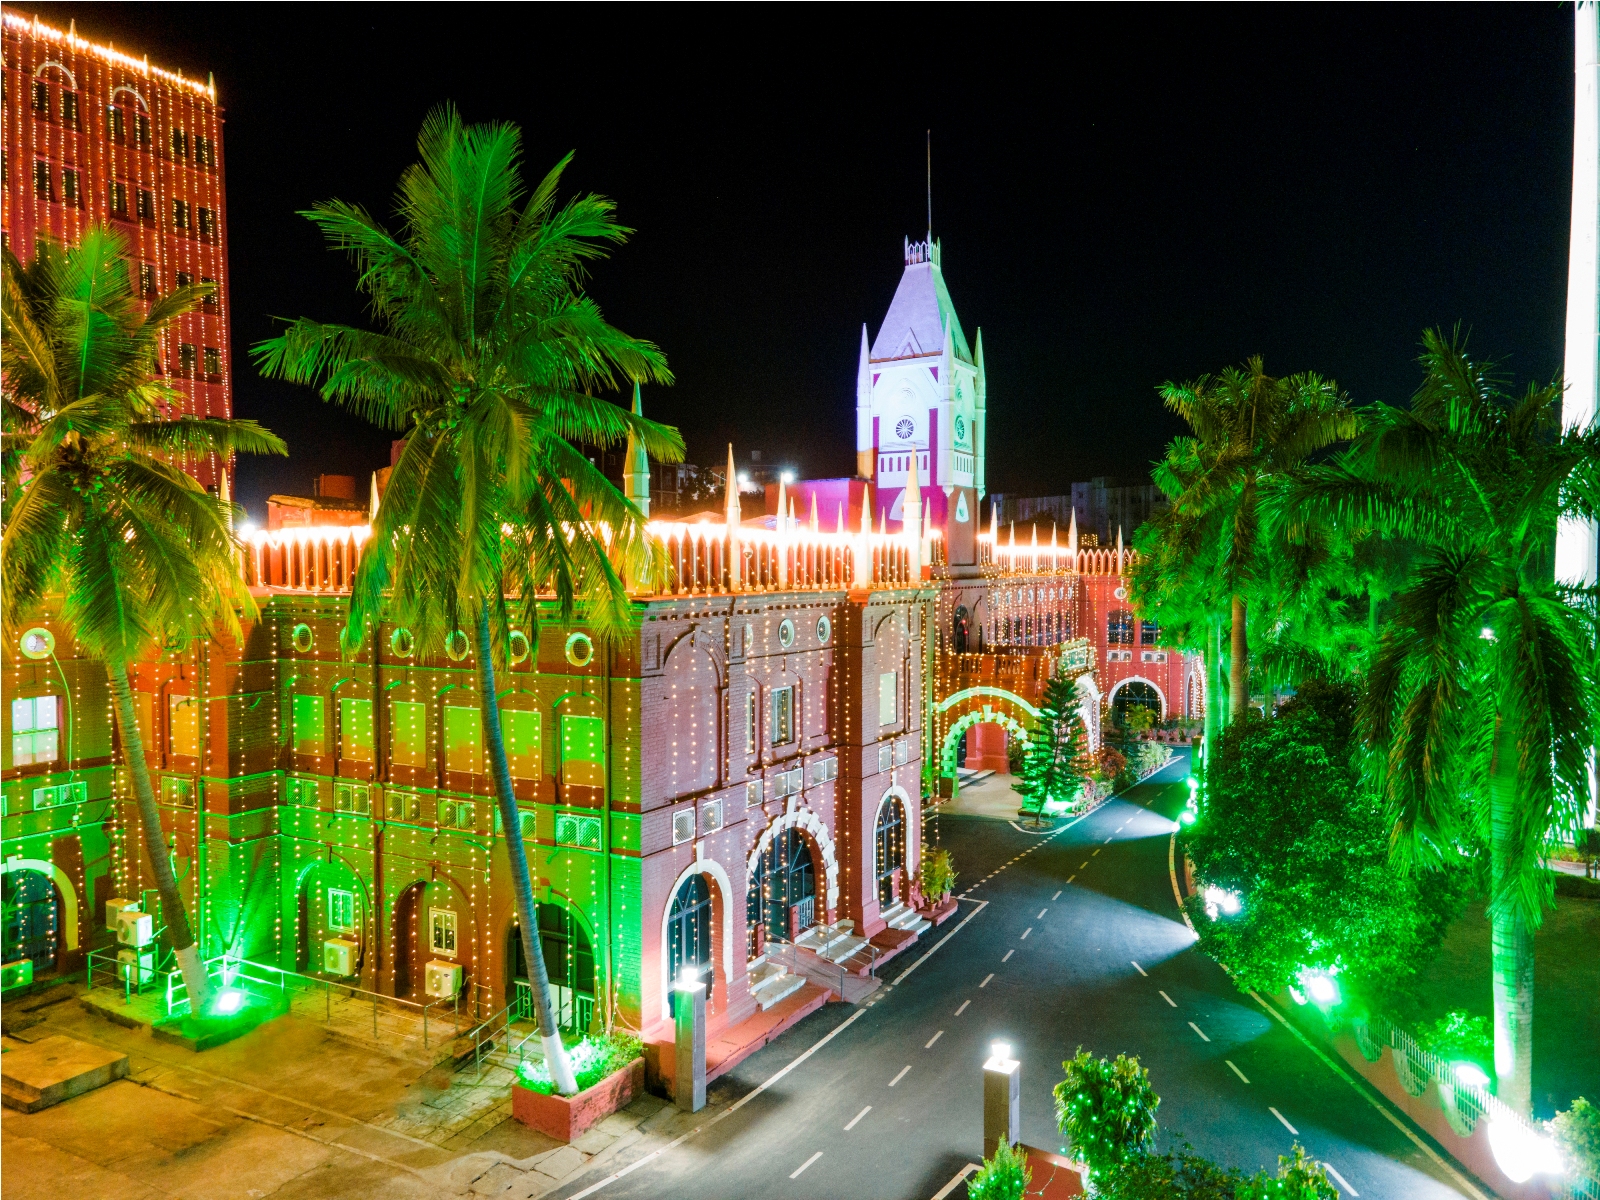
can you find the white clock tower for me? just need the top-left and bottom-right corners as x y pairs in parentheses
(855, 237), (985, 565)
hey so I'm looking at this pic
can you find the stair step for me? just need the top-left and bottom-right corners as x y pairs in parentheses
(752, 971), (805, 1010)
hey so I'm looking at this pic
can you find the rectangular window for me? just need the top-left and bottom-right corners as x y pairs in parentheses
(772, 766), (803, 798)
(390, 700), (426, 767)
(135, 113), (151, 146)
(443, 704), (482, 775)
(168, 695), (200, 758)
(497, 807), (536, 839)
(32, 781), (86, 809)
(203, 346), (220, 377)
(136, 189), (155, 220)
(429, 908), (458, 956)
(32, 81), (49, 116)
(1140, 621), (1159, 646)
(107, 106), (126, 142)
(334, 782), (370, 815)
(340, 697), (373, 761)
(33, 159), (51, 200)
(195, 134), (214, 168)
(744, 691), (757, 754)
(672, 808), (694, 845)
(162, 776), (195, 809)
(10, 696), (59, 766)
(61, 168), (82, 207)
(438, 797), (475, 830)
(878, 671), (897, 726)
(701, 798), (724, 834)
(172, 199), (190, 230)
(328, 888), (355, 933)
(60, 91), (79, 129)
(175, 270), (192, 289)
(110, 181), (128, 216)
(878, 743), (894, 773)
(292, 694), (325, 757)
(171, 129), (189, 159)
(769, 687), (794, 746)
(197, 207), (215, 238)
(200, 277), (218, 310)
(809, 756), (838, 785)
(178, 343), (197, 376)
(501, 708), (541, 779)
(384, 790), (421, 822)
(285, 776), (319, 807)
(1108, 610), (1134, 646)
(560, 714), (605, 788)
(554, 811), (602, 850)
(138, 263), (156, 296)
(745, 780), (763, 810)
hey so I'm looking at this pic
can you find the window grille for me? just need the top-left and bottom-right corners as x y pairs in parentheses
(162, 776), (195, 809)
(878, 743), (894, 773)
(808, 756), (838, 785)
(328, 888), (356, 932)
(772, 767), (803, 799)
(333, 783), (371, 815)
(31, 781), (86, 809)
(672, 808), (695, 845)
(384, 790), (421, 822)
(701, 799), (723, 834)
(745, 780), (763, 809)
(10, 696), (59, 765)
(555, 812), (602, 850)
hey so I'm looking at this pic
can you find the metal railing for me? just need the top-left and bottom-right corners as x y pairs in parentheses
(1355, 1011), (1598, 1200)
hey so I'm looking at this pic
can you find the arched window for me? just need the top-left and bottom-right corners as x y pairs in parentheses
(952, 605), (970, 654)
(669, 875), (713, 992)
(1112, 681), (1162, 728)
(2, 869), (60, 974)
(875, 798), (907, 905)
(746, 828), (816, 954)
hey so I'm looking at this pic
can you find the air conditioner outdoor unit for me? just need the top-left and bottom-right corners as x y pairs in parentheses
(105, 896), (138, 931)
(424, 959), (463, 999)
(2, 959), (33, 990)
(322, 937), (358, 977)
(116, 947), (155, 986)
(116, 910), (154, 948)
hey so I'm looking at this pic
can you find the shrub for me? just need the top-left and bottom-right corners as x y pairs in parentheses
(1550, 1097), (1600, 1182)
(1414, 1010), (1492, 1073)
(1181, 678), (1473, 1014)
(1130, 741), (1173, 779)
(968, 1139), (1031, 1200)
(517, 1031), (642, 1095)
(920, 845), (957, 901)
(1236, 1145), (1339, 1199)
(1053, 1049), (1159, 1179)
(1099, 1146), (1243, 1199)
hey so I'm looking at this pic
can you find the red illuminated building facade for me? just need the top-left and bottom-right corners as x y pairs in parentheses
(2, 11), (232, 489)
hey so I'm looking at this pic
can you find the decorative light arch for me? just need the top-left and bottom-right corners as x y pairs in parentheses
(109, 84), (149, 110)
(938, 709), (1031, 777)
(1106, 675), (1167, 719)
(658, 850), (735, 1022)
(934, 685), (1042, 720)
(0, 858), (78, 951)
(31, 59), (76, 88)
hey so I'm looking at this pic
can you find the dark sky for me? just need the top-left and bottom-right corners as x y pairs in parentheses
(29, 4), (1578, 521)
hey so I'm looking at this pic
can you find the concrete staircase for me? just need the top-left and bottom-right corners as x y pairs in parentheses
(794, 920), (869, 965)
(746, 955), (806, 1011)
(879, 901), (932, 937)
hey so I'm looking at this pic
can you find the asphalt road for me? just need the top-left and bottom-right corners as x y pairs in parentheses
(555, 754), (1479, 1200)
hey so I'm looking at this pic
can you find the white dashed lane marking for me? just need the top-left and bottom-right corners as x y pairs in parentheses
(888, 1066), (912, 1087)
(925, 1030), (944, 1049)
(1051, 890), (1062, 901)
(980, 974), (994, 988)
(1226, 1060), (1250, 1084)
(790, 1152), (823, 1179)
(1269, 1107), (1298, 1135)
(1321, 1163), (1358, 1196)
(1189, 1021), (1211, 1042)
(955, 1000), (971, 1016)
(1002, 949), (1015, 962)
(844, 1106), (871, 1131)
(1131, 961), (1147, 977)
(1158, 990), (1177, 1007)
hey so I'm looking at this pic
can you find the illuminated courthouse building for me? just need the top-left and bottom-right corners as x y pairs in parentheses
(1, 25), (1200, 1084)
(1, 11), (232, 489)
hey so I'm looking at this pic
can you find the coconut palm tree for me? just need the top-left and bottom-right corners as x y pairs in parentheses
(2, 230), (285, 1016)
(254, 106), (682, 1093)
(1159, 358), (1358, 719)
(1282, 329), (1600, 1113)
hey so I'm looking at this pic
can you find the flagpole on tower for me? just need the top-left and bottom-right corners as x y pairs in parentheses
(926, 129), (933, 244)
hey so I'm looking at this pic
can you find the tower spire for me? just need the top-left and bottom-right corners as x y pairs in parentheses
(723, 443), (740, 528)
(624, 380), (650, 518)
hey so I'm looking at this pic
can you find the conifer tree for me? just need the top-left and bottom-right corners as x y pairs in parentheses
(1015, 670), (1089, 824)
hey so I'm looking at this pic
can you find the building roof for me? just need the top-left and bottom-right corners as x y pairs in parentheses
(869, 240), (972, 364)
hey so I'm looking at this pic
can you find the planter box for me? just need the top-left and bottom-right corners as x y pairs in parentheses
(512, 1057), (644, 1143)
(920, 894), (959, 926)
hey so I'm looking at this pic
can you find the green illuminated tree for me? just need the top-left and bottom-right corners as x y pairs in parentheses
(1053, 1048), (1160, 1182)
(1281, 329), (1600, 1114)
(254, 106), (683, 1093)
(1157, 359), (1358, 720)
(1014, 669), (1088, 824)
(2, 230), (285, 1016)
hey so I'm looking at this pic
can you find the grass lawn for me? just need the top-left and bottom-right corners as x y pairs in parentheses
(1403, 889), (1599, 1120)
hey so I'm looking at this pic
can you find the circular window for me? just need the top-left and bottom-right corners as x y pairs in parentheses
(1114, 586), (1128, 600)
(565, 632), (595, 667)
(816, 615), (831, 644)
(19, 627), (55, 660)
(955, 415), (966, 442)
(508, 630), (531, 665)
(895, 417), (915, 441)
(389, 627), (415, 658)
(444, 630), (471, 661)
(778, 619), (796, 648)
(290, 623), (314, 653)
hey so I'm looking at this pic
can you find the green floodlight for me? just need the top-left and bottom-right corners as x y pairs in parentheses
(212, 988), (245, 1016)
(1452, 1061), (1491, 1090)
(1297, 967), (1340, 1006)
(1179, 809), (1196, 825)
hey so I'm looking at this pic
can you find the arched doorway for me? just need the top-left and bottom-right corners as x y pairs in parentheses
(668, 875), (713, 996)
(1111, 680), (1163, 729)
(508, 906), (596, 1032)
(2, 869), (60, 976)
(875, 796), (907, 905)
(393, 881), (426, 999)
(746, 827), (816, 953)
(952, 605), (971, 654)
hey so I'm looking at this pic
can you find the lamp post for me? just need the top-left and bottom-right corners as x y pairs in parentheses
(674, 969), (706, 1113)
(983, 1040), (1020, 1160)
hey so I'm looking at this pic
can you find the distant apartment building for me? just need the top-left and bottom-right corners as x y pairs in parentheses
(991, 479), (1167, 548)
(2, 11), (232, 490)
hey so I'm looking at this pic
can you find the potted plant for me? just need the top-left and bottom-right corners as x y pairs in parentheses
(512, 1031), (644, 1142)
(919, 845), (959, 924)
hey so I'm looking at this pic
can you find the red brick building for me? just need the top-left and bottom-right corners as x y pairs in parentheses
(2, 11), (232, 489)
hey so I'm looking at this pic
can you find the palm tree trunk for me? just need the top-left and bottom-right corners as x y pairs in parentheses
(1488, 712), (1534, 1114)
(108, 662), (212, 1015)
(476, 605), (579, 1095)
(1229, 595), (1249, 721)
(1202, 621), (1221, 758)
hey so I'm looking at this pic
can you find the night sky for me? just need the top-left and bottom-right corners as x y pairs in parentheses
(27, 4), (1579, 520)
